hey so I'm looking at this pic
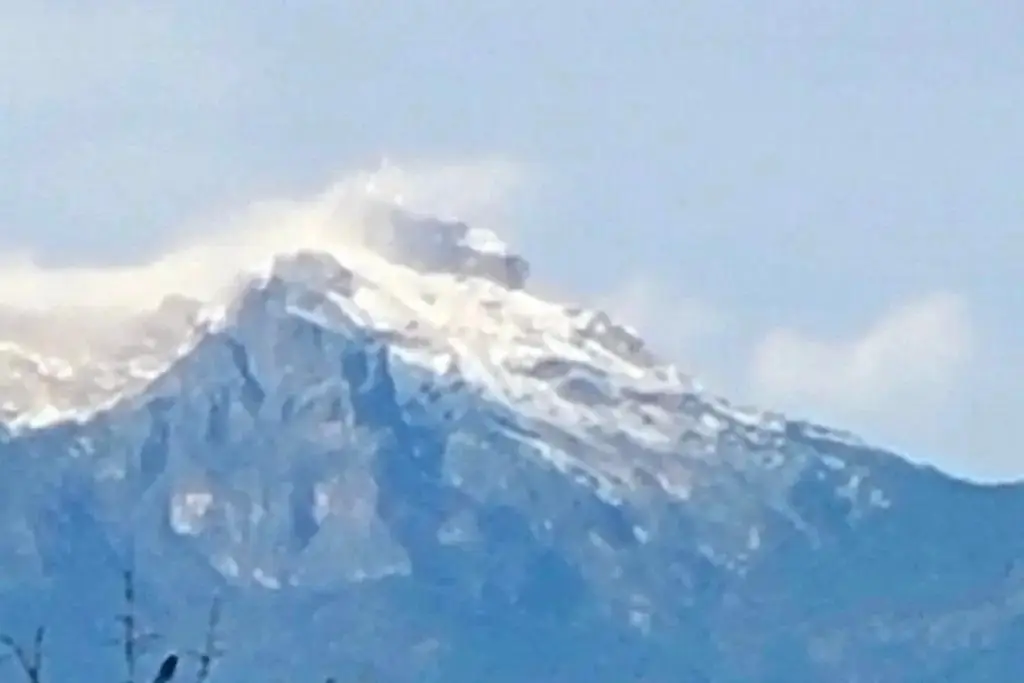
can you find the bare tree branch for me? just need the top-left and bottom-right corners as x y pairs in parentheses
(188, 595), (225, 683)
(120, 569), (139, 683)
(0, 626), (45, 683)
(31, 627), (42, 680)
(117, 569), (161, 683)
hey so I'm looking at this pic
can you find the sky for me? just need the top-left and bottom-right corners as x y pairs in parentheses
(1, 1), (1022, 481)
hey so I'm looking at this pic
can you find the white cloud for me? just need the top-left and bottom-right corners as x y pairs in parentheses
(596, 277), (730, 369)
(749, 292), (973, 426)
(0, 157), (524, 313)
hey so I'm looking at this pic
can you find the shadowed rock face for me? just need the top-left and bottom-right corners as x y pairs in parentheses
(0, 255), (1023, 683)
(356, 205), (529, 289)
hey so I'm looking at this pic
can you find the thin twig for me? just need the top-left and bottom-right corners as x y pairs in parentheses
(30, 628), (42, 680)
(117, 569), (161, 683)
(0, 626), (45, 683)
(122, 570), (136, 683)
(189, 595), (225, 683)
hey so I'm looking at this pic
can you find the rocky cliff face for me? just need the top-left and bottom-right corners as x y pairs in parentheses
(1, 209), (1022, 683)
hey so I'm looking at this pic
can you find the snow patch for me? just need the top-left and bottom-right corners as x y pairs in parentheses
(169, 490), (214, 535)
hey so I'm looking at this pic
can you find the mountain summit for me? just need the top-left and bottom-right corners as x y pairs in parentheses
(1, 206), (1022, 682)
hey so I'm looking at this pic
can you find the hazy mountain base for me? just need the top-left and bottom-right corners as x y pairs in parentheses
(1, 272), (1023, 682)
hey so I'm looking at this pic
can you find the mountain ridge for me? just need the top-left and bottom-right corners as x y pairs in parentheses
(0, 205), (1021, 682)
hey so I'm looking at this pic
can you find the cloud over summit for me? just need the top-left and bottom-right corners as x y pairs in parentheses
(0, 158), (523, 313)
(0, 152), (993, 478)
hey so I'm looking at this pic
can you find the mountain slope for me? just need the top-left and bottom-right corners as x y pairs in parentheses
(1, 207), (1022, 682)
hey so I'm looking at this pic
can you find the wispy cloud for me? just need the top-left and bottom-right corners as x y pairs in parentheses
(748, 292), (973, 426)
(0, 158), (524, 312)
(595, 276), (732, 374)
(592, 278), (976, 450)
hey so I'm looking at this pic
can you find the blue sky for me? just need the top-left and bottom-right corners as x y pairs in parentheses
(1, 2), (1022, 480)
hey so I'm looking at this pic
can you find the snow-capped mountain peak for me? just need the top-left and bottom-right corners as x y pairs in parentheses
(1, 204), (836, 470)
(188, 210), (720, 453)
(0, 202), (886, 533)
(2, 197), (1011, 683)
(0, 205), (527, 428)
(121, 209), (887, 551)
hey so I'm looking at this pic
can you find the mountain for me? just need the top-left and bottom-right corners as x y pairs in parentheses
(1, 205), (1022, 683)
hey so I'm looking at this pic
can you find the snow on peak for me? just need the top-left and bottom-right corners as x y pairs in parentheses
(179, 231), (797, 486)
(0, 300), (199, 429)
(0, 193), (897, 590)
(0, 156), (528, 427)
(0, 158), (798, 475)
(0, 199), (772, 461)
